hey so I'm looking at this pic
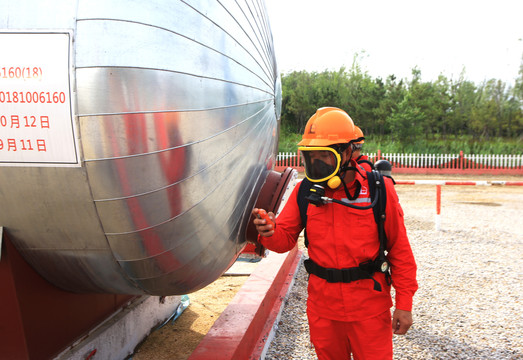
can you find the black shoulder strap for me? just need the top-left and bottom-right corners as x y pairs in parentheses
(297, 178), (312, 227)
(367, 170), (386, 225)
(297, 178), (313, 247)
(358, 158), (375, 169)
(367, 170), (388, 265)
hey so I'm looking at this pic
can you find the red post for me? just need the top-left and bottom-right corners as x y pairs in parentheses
(435, 185), (442, 230)
(436, 185), (441, 215)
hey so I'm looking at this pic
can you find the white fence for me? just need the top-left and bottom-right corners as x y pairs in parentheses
(276, 151), (523, 171)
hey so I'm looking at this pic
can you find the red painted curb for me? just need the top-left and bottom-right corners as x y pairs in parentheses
(188, 246), (302, 360)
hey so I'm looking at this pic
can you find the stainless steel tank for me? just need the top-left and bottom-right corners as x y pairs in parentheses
(0, 0), (283, 295)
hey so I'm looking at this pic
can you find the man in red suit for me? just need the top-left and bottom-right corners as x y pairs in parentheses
(253, 107), (417, 360)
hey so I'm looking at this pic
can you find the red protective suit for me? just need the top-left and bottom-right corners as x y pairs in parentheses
(259, 170), (417, 359)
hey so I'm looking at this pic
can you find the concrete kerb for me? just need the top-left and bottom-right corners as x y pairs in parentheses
(53, 295), (181, 360)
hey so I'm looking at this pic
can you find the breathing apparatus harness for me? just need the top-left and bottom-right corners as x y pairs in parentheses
(298, 144), (391, 291)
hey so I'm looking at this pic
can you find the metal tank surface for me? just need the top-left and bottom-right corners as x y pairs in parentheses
(0, 0), (284, 295)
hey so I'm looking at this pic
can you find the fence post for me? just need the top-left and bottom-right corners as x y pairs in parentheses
(435, 185), (442, 231)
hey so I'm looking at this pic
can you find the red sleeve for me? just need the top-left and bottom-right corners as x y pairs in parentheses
(258, 181), (304, 253)
(383, 177), (418, 311)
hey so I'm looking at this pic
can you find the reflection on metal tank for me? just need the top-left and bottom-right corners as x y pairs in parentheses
(0, 0), (283, 295)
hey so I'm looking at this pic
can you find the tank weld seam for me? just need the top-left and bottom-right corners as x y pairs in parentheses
(75, 65), (273, 97)
(93, 104), (271, 203)
(76, 17), (274, 90)
(211, 0), (275, 78)
(111, 182), (249, 263)
(217, 0), (274, 74)
(177, 0), (274, 83)
(102, 108), (271, 235)
(77, 96), (272, 118)
(84, 102), (270, 162)
(213, 0), (276, 76)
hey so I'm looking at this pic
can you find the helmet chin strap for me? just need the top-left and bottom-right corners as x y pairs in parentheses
(327, 145), (360, 192)
(336, 149), (361, 199)
(339, 170), (361, 200)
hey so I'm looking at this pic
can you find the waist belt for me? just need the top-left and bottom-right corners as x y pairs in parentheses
(304, 258), (382, 291)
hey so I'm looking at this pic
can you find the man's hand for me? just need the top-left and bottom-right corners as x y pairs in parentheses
(252, 208), (275, 237)
(392, 309), (413, 335)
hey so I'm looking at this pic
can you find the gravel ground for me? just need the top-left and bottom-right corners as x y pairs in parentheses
(264, 181), (523, 360)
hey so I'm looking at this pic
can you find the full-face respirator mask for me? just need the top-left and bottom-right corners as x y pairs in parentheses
(299, 145), (349, 190)
(299, 144), (379, 211)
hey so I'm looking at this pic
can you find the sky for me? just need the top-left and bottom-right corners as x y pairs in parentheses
(264, 0), (523, 85)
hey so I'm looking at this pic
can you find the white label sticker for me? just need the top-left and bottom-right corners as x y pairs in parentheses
(0, 31), (79, 166)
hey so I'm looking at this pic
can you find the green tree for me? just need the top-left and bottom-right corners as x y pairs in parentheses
(470, 82), (498, 138)
(342, 65), (383, 132)
(387, 92), (425, 144)
(373, 75), (406, 137)
(509, 56), (523, 138)
(449, 75), (478, 136)
(406, 69), (451, 138)
(281, 71), (317, 132)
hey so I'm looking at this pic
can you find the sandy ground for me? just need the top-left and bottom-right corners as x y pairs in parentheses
(130, 173), (522, 360)
(131, 276), (249, 360)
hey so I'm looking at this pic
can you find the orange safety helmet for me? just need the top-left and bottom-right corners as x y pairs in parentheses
(297, 107), (359, 147)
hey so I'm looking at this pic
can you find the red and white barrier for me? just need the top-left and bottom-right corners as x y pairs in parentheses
(395, 180), (523, 186)
(396, 180), (523, 230)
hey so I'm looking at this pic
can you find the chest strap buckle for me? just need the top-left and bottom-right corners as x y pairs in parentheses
(304, 258), (383, 291)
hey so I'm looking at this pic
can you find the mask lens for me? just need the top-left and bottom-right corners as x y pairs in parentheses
(300, 148), (340, 182)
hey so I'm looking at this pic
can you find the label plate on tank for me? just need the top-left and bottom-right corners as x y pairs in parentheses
(0, 31), (79, 167)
